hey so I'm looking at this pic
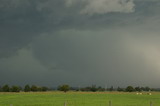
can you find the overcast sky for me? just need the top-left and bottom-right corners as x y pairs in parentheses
(0, 0), (160, 88)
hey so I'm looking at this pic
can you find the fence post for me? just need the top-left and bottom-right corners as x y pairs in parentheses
(150, 101), (152, 106)
(109, 100), (112, 106)
(64, 101), (67, 106)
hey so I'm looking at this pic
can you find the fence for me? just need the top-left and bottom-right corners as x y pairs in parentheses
(63, 100), (153, 106)
(10, 101), (154, 106)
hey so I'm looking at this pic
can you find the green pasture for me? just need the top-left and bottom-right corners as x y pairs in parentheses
(0, 92), (160, 106)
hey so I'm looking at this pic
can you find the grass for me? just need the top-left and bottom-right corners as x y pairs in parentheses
(0, 91), (160, 106)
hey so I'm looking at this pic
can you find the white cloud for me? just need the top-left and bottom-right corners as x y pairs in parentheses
(65, 0), (135, 15)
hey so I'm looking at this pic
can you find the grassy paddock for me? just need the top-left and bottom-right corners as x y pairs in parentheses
(0, 91), (160, 106)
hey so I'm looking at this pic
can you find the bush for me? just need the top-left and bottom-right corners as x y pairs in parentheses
(97, 86), (105, 91)
(31, 85), (38, 92)
(117, 87), (124, 92)
(135, 87), (142, 92)
(144, 86), (150, 91)
(126, 86), (135, 92)
(41, 86), (48, 91)
(10, 86), (20, 92)
(58, 84), (70, 93)
(90, 85), (97, 92)
(2, 85), (10, 92)
(0, 86), (2, 92)
(24, 85), (31, 92)
(108, 86), (114, 91)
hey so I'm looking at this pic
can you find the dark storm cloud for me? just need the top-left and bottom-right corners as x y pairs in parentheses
(30, 28), (160, 87)
(0, 0), (45, 57)
(0, 0), (160, 87)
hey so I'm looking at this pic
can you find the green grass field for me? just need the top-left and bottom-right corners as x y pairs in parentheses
(0, 92), (160, 106)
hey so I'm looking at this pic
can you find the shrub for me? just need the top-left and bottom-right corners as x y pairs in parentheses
(10, 86), (20, 92)
(58, 84), (70, 93)
(31, 85), (38, 92)
(2, 85), (10, 92)
(24, 85), (31, 92)
(126, 86), (135, 92)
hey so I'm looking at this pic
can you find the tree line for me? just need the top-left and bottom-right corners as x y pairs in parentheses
(0, 85), (49, 92)
(0, 84), (158, 93)
(74, 85), (154, 92)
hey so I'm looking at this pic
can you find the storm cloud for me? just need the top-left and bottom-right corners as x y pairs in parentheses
(0, 0), (160, 87)
(66, 0), (135, 15)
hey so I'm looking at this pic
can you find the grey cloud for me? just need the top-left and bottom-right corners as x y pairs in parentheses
(0, 0), (30, 10)
(81, 0), (135, 15)
(0, 48), (48, 86)
(0, 0), (160, 87)
(65, 0), (135, 15)
(29, 27), (160, 87)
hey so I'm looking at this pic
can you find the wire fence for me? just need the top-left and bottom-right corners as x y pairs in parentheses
(9, 100), (154, 106)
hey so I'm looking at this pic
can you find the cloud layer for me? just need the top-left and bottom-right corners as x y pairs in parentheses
(0, 0), (160, 87)
(66, 0), (135, 15)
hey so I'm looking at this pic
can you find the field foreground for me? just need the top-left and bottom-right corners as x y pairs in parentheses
(0, 92), (160, 106)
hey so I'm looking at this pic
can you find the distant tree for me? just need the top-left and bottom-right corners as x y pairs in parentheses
(108, 86), (114, 91)
(37, 87), (42, 91)
(80, 88), (86, 91)
(140, 87), (145, 91)
(19, 86), (22, 91)
(145, 86), (150, 91)
(41, 86), (48, 91)
(58, 84), (70, 93)
(10, 86), (20, 92)
(90, 85), (97, 92)
(31, 85), (38, 92)
(150, 88), (156, 91)
(126, 86), (134, 92)
(81, 86), (92, 91)
(86, 87), (91, 91)
(80, 86), (105, 92)
(117, 87), (123, 92)
(97, 86), (105, 91)
(2, 85), (10, 92)
(0, 86), (2, 92)
(135, 87), (141, 92)
(24, 85), (31, 92)
(70, 87), (78, 91)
